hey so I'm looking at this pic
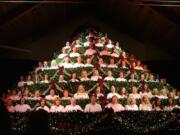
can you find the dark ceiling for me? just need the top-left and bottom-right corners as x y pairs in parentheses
(0, 0), (180, 60)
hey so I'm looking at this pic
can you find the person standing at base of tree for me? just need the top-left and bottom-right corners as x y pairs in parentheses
(84, 94), (102, 112)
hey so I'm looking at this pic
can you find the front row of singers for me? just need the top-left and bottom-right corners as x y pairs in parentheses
(6, 95), (179, 113)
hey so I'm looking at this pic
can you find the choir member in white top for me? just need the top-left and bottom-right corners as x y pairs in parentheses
(106, 40), (114, 49)
(74, 85), (89, 99)
(134, 60), (144, 71)
(139, 96), (152, 111)
(164, 98), (175, 111)
(139, 84), (152, 98)
(74, 39), (82, 48)
(121, 61), (128, 69)
(69, 47), (80, 58)
(17, 76), (25, 88)
(64, 98), (83, 112)
(95, 38), (103, 47)
(128, 73), (138, 83)
(50, 59), (58, 69)
(84, 58), (94, 67)
(100, 45), (111, 56)
(125, 96), (138, 111)
(14, 97), (31, 113)
(36, 98), (50, 112)
(70, 73), (79, 82)
(84, 95), (102, 112)
(80, 70), (90, 81)
(108, 58), (118, 68)
(116, 71), (127, 82)
(104, 71), (115, 81)
(61, 90), (71, 100)
(58, 47), (68, 59)
(107, 86), (121, 99)
(74, 56), (84, 68)
(40, 74), (49, 83)
(105, 95), (125, 112)
(58, 74), (67, 83)
(50, 97), (64, 112)
(32, 90), (41, 100)
(95, 86), (104, 99)
(111, 47), (119, 58)
(26, 75), (34, 85)
(129, 86), (141, 99)
(153, 98), (163, 111)
(119, 87), (127, 98)
(45, 89), (59, 100)
(91, 69), (102, 81)
(98, 58), (107, 67)
(10, 89), (20, 101)
(59, 56), (73, 68)
(84, 43), (96, 56)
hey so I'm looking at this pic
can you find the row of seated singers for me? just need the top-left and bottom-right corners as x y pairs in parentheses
(5, 95), (180, 113)
(18, 69), (160, 87)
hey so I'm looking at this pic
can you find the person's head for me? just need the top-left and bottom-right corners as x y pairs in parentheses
(81, 70), (88, 78)
(75, 39), (80, 44)
(54, 97), (61, 106)
(111, 86), (116, 93)
(132, 86), (138, 94)
(44, 74), (48, 80)
(24, 87), (30, 97)
(64, 56), (70, 63)
(119, 71), (124, 78)
(95, 86), (101, 94)
(70, 98), (76, 106)
(71, 73), (77, 79)
(107, 70), (112, 77)
(98, 58), (104, 64)
(59, 75), (64, 81)
(155, 98), (162, 107)
(127, 96), (136, 105)
(63, 90), (69, 97)
(152, 88), (159, 95)
(43, 61), (48, 67)
(121, 61), (126, 66)
(93, 69), (99, 76)
(86, 58), (91, 64)
(66, 41), (70, 46)
(143, 84), (149, 92)
(27, 75), (32, 81)
(149, 74), (154, 80)
(110, 58), (115, 65)
(20, 75), (24, 81)
(130, 73), (135, 79)
(77, 56), (82, 63)
(120, 87), (126, 95)
(72, 47), (77, 53)
(111, 95), (118, 104)
(168, 98), (173, 106)
(140, 74), (145, 80)
(108, 39), (112, 44)
(132, 62), (136, 67)
(40, 98), (46, 107)
(77, 85), (85, 93)
(49, 89), (55, 96)
(61, 47), (66, 53)
(90, 95), (97, 105)
(12, 89), (17, 96)
(51, 60), (57, 67)
(38, 61), (43, 67)
(6, 98), (13, 106)
(34, 90), (40, 97)
(136, 60), (141, 66)
(97, 38), (101, 43)
(20, 97), (26, 105)
(142, 96), (150, 105)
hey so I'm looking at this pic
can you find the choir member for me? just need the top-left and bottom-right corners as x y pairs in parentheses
(74, 85), (89, 99)
(50, 97), (64, 112)
(45, 89), (59, 100)
(36, 98), (50, 112)
(125, 96), (138, 111)
(14, 97), (31, 112)
(139, 96), (152, 111)
(64, 98), (83, 112)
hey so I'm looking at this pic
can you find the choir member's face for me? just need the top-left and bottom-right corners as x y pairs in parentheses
(50, 89), (55, 96)
(108, 71), (112, 77)
(72, 47), (77, 52)
(20, 98), (25, 104)
(143, 96), (149, 104)
(40, 100), (46, 107)
(12, 90), (17, 95)
(35, 90), (40, 97)
(72, 73), (76, 79)
(55, 100), (61, 106)
(119, 72), (124, 78)
(96, 87), (101, 93)
(86, 58), (91, 64)
(168, 99), (173, 106)
(64, 90), (69, 97)
(110, 59), (114, 64)
(130, 74), (135, 79)
(71, 98), (76, 105)
(156, 99), (161, 106)
(132, 87), (137, 94)
(121, 88), (126, 94)
(112, 96), (118, 104)
(91, 96), (96, 104)
(111, 86), (116, 93)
